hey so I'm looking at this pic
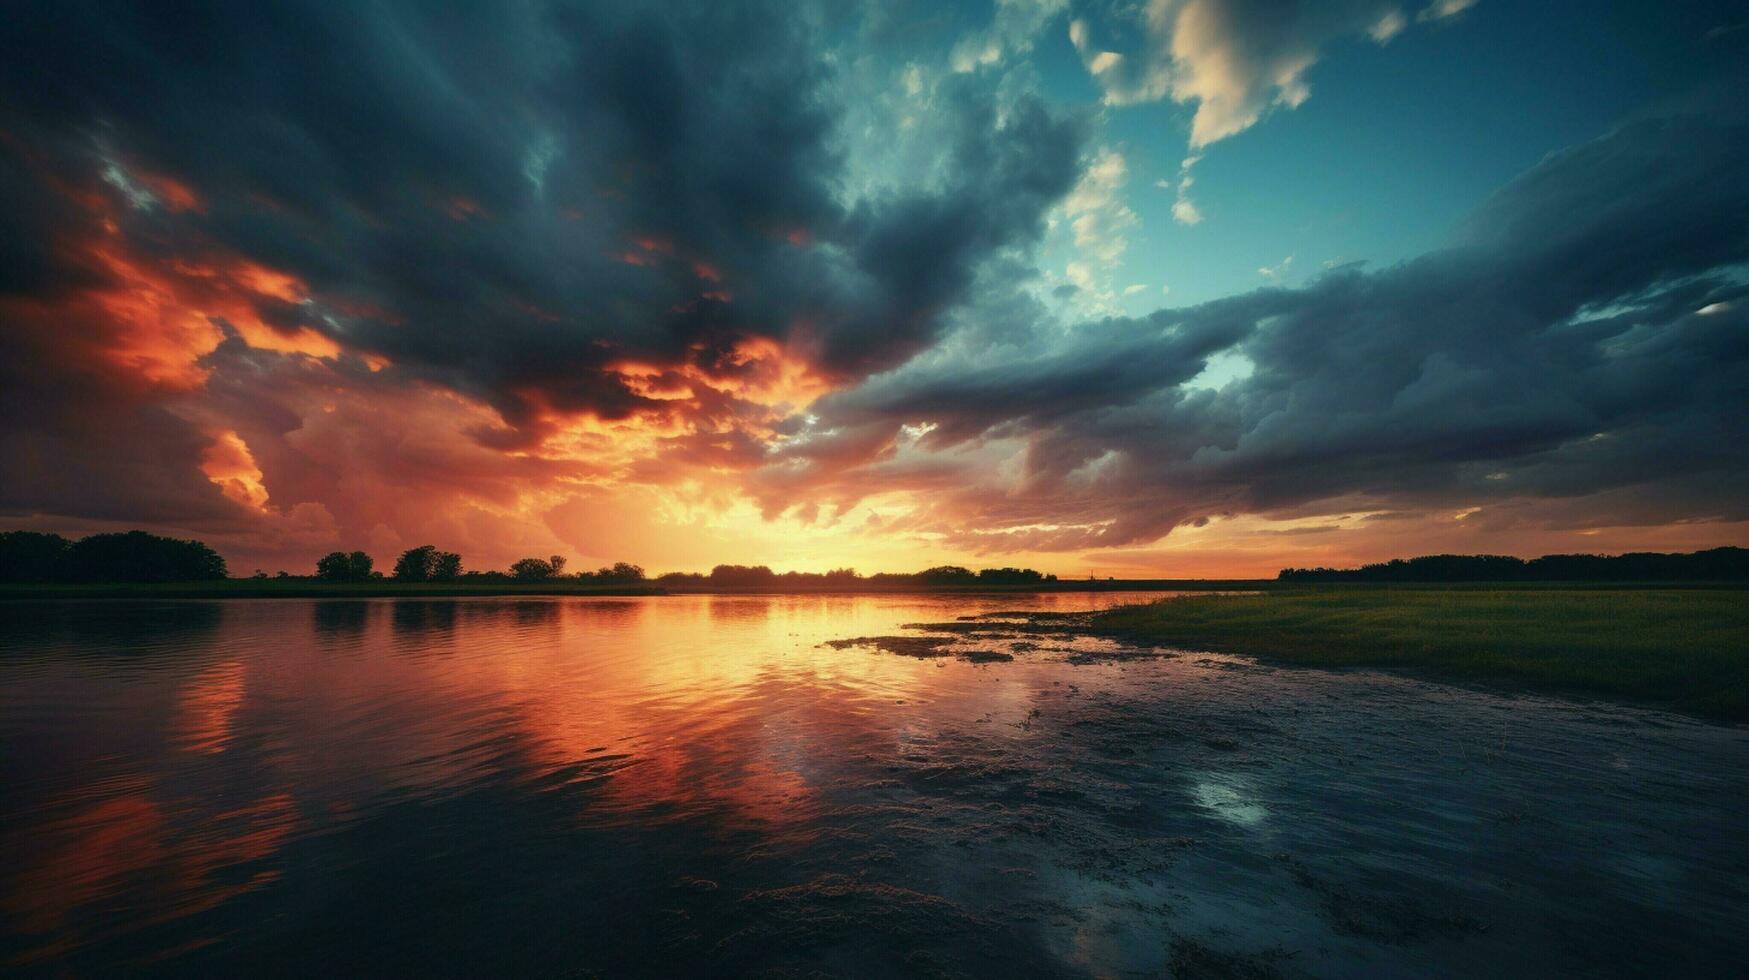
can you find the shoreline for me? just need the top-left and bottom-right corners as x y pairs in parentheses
(1087, 588), (1749, 723)
(4, 582), (1744, 721)
(2, 579), (1744, 600)
(0, 580), (1265, 600)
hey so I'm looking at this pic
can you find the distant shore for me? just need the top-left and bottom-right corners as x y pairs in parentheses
(0, 578), (1265, 600)
(3, 578), (1746, 601)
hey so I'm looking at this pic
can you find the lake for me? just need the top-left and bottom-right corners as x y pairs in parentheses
(1, 594), (1744, 977)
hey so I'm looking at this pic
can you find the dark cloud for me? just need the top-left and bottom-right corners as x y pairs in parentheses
(0, 0), (1084, 540)
(0, 0), (1082, 432)
(763, 115), (1749, 549)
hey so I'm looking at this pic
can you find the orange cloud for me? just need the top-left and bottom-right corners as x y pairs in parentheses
(136, 171), (203, 213)
(22, 171), (345, 390)
(84, 244), (227, 388)
(201, 430), (271, 511)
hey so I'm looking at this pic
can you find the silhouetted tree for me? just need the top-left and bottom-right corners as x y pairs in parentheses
(394, 545), (437, 581)
(916, 565), (976, 585)
(977, 567), (1045, 585)
(509, 556), (565, 580)
(581, 562), (644, 584)
(64, 531), (227, 582)
(394, 545), (463, 581)
(315, 550), (374, 582)
(709, 564), (776, 586)
(0, 531), (72, 582)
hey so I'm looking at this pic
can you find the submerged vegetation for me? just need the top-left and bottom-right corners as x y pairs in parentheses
(1094, 589), (1749, 721)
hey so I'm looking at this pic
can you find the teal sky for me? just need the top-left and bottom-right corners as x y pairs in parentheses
(998, 0), (1749, 311)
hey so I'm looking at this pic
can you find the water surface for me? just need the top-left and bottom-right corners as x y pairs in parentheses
(2, 594), (1744, 977)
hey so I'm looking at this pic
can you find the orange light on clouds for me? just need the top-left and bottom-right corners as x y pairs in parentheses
(137, 171), (204, 213)
(233, 261), (304, 303)
(201, 430), (271, 511)
(87, 244), (226, 388)
(75, 202), (341, 384)
(701, 335), (833, 410)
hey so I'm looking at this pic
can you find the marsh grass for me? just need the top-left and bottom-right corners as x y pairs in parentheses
(1095, 588), (1749, 721)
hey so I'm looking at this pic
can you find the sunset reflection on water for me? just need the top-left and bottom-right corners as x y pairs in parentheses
(2, 594), (1744, 976)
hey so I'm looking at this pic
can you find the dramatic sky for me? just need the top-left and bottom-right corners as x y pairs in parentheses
(2, 0), (1746, 577)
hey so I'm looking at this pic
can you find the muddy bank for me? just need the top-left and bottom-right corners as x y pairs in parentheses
(824, 611), (1181, 666)
(822, 635), (1013, 663)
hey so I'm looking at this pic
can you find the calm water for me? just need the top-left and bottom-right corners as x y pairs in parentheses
(1, 594), (1744, 977)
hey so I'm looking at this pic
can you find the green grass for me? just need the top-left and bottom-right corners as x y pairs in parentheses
(1094, 587), (1749, 722)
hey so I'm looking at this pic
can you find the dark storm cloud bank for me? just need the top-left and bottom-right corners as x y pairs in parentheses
(0, 0), (1082, 426)
(771, 116), (1749, 549)
(0, 0), (1083, 526)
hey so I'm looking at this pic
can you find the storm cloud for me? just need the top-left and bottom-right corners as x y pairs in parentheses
(0, 0), (1083, 552)
(763, 115), (1749, 550)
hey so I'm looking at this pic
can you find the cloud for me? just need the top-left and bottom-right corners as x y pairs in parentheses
(1059, 147), (1139, 297)
(0, 0), (1089, 567)
(1370, 9), (1408, 42)
(755, 115), (1749, 551)
(2, 0), (1086, 424)
(950, 0), (1069, 72)
(1063, 150), (1133, 260)
(1068, 15), (1174, 108)
(1072, 0), (1481, 147)
(1419, 0), (1478, 23)
(1168, 153), (1205, 224)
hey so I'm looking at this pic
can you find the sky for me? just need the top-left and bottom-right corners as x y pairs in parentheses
(1, 0), (1746, 578)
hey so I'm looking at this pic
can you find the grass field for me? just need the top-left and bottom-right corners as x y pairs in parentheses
(1095, 588), (1749, 721)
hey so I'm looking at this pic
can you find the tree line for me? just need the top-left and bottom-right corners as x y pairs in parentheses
(1277, 547), (1749, 582)
(0, 530), (1060, 587)
(0, 530), (228, 582)
(653, 564), (1058, 587)
(314, 546), (646, 584)
(313, 555), (1057, 587)
(9, 528), (1743, 586)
